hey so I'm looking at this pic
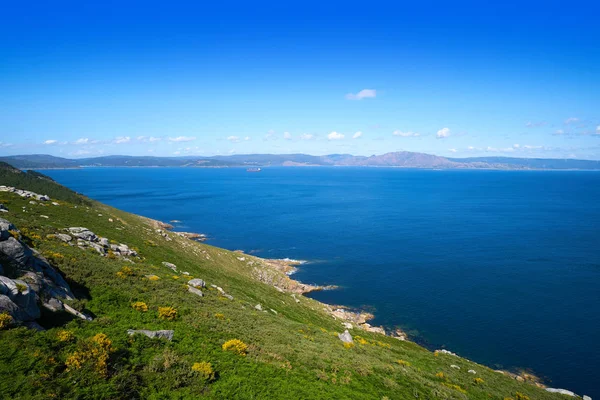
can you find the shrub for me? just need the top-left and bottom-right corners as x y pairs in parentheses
(222, 339), (248, 356)
(65, 333), (113, 377)
(343, 342), (355, 349)
(15, 283), (27, 293)
(44, 251), (65, 264)
(158, 306), (177, 320)
(354, 336), (368, 345)
(0, 313), (13, 330)
(57, 330), (75, 342)
(474, 377), (484, 384)
(192, 362), (215, 380)
(396, 359), (410, 367)
(147, 275), (160, 281)
(214, 313), (225, 320)
(131, 301), (148, 312)
(515, 393), (530, 400)
(116, 266), (134, 279)
(435, 372), (446, 379)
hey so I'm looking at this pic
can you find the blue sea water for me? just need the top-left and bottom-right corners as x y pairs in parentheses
(43, 167), (600, 397)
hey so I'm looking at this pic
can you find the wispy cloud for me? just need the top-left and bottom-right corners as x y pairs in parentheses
(227, 136), (241, 143)
(555, 129), (564, 135)
(300, 133), (314, 140)
(44, 139), (58, 145)
(264, 129), (277, 141)
(436, 127), (450, 139)
(345, 89), (376, 100)
(244, 136), (251, 141)
(327, 131), (344, 140)
(392, 130), (420, 137)
(353, 131), (362, 139)
(565, 117), (579, 125)
(283, 132), (292, 140)
(74, 138), (90, 145)
(0, 142), (12, 148)
(448, 148), (457, 153)
(525, 121), (547, 128)
(168, 136), (196, 142)
(113, 136), (131, 144)
(596, 126), (600, 135)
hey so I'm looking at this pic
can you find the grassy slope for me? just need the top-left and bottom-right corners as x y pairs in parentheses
(0, 187), (565, 399)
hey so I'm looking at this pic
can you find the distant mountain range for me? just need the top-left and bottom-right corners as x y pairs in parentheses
(1, 152), (600, 170)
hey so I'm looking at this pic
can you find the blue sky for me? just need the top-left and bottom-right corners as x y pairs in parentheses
(1, 1), (599, 159)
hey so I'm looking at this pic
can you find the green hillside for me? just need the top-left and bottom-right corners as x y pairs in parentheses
(0, 166), (571, 399)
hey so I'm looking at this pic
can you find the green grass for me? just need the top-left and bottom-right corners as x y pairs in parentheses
(0, 181), (566, 399)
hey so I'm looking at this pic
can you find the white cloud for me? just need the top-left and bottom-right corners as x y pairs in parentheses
(436, 127), (450, 139)
(300, 133), (314, 140)
(244, 136), (251, 141)
(467, 146), (476, 150)
(353, 131), (363, 139)
(0, 142), (12, 148)
(345, 89), (376, 100)
(168, 136), (196, 142)
(264, 129), (277, 141)
(448, 148), (457, 153)
(227, 136), (241, 143)
(555, 129), (564, 135)
(595, 126), (600, 135)
(392, 130), (420, 137)
(74, 138), (90, 145)
(44, 139), (58, 145)
(565, 117), (579, 124)
(283, 132), (292, 140)
(525, 121), (547, 128)
(327, 131), (345, 140)
(113, 136), (131, 144)
(149, 136), (161, 142)
(513, 144), (520, 149)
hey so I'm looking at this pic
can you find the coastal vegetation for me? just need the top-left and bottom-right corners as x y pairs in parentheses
(0, 164), (577, 399)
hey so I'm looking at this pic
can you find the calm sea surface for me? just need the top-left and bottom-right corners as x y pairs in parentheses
(43, 167), (600, 397)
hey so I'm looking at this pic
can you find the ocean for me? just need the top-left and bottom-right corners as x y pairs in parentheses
(42, 167), (600, 397)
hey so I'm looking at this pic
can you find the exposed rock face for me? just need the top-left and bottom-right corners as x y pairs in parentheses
(0, 217), (76, 327)
(60, 227), (137, 258)
(338, 330), (353, 343)
(0, 186), (50, 201)
(127, 329), (174, 341)
(545, 388), (575, 396)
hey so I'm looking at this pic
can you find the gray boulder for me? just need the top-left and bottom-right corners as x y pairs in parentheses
(583, 396), (592, 400)
(0, 237), (33, 264)
(188, 286), (203, 297)
(338, 330), (353, 343)
(99, 237), (109, 247)
(42, 297), (64, 312)
(187, 278), (206, 288)
(55, 233), (72, 243)
(162, 262), (177, 271)
(255, 304), (263, 311)
(0, 218), (17, 241)
(127, 329), (174, 341)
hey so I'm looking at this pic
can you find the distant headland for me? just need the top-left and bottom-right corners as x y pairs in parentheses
(1, 152), (600, 170)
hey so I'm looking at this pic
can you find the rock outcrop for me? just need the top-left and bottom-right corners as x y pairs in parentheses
(127, 329), (174, 341)
(62, 227), (137, 258)
(0, 217), (80, 328)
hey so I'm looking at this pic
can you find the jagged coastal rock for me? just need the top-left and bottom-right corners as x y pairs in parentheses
(0, 217), (89, 327)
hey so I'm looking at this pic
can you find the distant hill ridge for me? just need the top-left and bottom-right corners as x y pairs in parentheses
(2, 152), (600, 170)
